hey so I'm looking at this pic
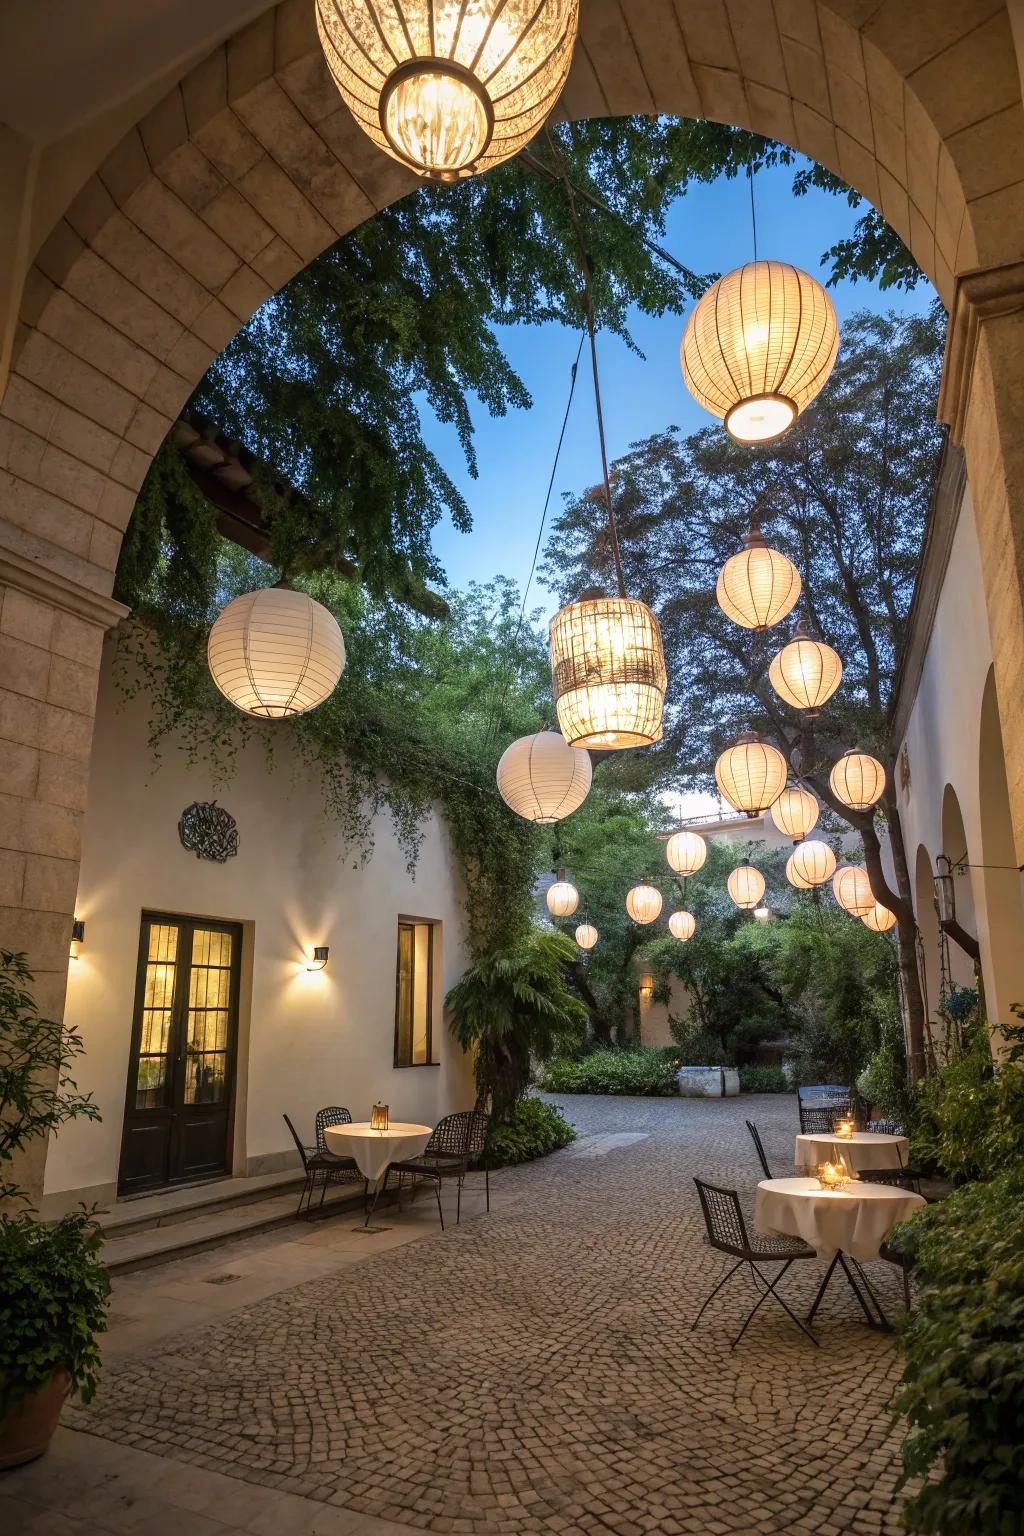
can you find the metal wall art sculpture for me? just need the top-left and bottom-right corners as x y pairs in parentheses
(178, 801), (239, 863)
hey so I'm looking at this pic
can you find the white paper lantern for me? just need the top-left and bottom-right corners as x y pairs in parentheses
(753, 905), (772, 923)
(669, 910), (696, 942)
(208, 586), (345, 718)
(833, 866), (874, 916)
(546, 874), (579, 918)
(716, 529), (802, 631)
(862, 901), (897, 933)
(626, 884), (662, 924)
(665, 829), (708, 875)
(715, 733), (788, 817)
(830, 750), (886, 812)
(786, 839), (837, 889)
(496, 731), (592, 823)
(549, 595), (667, 750)
(575, 922), (598, 950)
(769, 786), (819, 842)
(768, 624), (843, 712)
(728, 866), (765, 909)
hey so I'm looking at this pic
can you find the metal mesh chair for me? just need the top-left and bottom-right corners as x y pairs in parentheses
(799, 1103), (853, 1135)
(692, 1178), (819, 1348)
(313, 1105), (368, 1202)
(745, 1119), (773, 1180)
(385, 1110), (491, 1229)
(861, 1166), (922, 1195)
(283, 1112), (365, 1218)
(869, 1116), (905, 1136)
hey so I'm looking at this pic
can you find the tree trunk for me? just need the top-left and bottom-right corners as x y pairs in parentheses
(569, 961), (611, 1043)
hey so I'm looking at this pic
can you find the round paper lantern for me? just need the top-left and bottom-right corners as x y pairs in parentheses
(715, 733), (788, 817)
(716, 529), (801, 631)
(830, 749), (886, 812)
(666, 829), (707, 875)
(669, 910), (696, 942)
(680, 259), (839, 443)
(626, 884), (663, 924)
(574, 922), (598, 950)
(728, 865), (766, 910)
(785, 839), (837, 889)
(549, 594), (667, 750)
(546, 873), (579, 918)
(769, 786), (819, 842)
(862, 901), (897, 933)
(208, 586), (345, 718)
(768, 623), (843, 712)
(496, 731), (592, 823)
(315, 0), (579, 183)
(833, 866), (874, 916)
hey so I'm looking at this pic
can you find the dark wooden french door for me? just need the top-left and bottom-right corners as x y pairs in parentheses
(119, 913), (241, 1195)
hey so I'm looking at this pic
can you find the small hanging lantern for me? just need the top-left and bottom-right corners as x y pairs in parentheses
(753, 905), (772, 923)
(575, 922), (598, 951)
(715, 733), (788, 817)
(727, 865), (766, 910)
(934, 855), (956, 925)
(370, 1101), (389, 1132)
(680, 260), (840, 444)
(715, 526), (801, 631)
(669, 910), (696, 942)
(496, 730), (592, 823)
(862, 901), (897, 933)
(665, 828), (707, 875)
(768, 622), (843, 713)
(830, 749), (886, 812)
(626, 883), (663, 924)
(833, 865), (874, 916)
(785, 839), (837, 889)
(208, 584), (346, 718)
(769, 786), (819, 842)
(549, 594), (667, 749)
(546, 870), (579, 918)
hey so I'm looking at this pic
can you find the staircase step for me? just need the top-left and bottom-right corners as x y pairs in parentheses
(100, 1168), (306, 1240)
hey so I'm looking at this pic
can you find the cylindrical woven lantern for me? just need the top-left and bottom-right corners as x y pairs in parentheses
(833, 865), (874, 916)
(830, 749), (886, 812)
(626, 883), (662, 924)
(575, 922), (598, 950)
(716, 528), (801, 631)
(315, 0), (579, 183)
(680, 260), (840, 443)
(728, 865), (766, 910)
(715, 733), (788, 817)
(496, 731), (592, 823)
(546, 871), (579, 918)
(862, 901), (897, 933)
(769, 786), (819, 842)
(786, 839), (837, 889)
(208, 586), (345, 718)
(665, 829), (707, 875)
(549, 595), (667, 750)
(768, 623), (843, 712)
(669, 910), (696, 942)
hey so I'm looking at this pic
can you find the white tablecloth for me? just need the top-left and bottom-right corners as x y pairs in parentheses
(795, 1131), (909, 1174)
(324, 1122), (432, 1183)
(755, 1176), (926, 1261)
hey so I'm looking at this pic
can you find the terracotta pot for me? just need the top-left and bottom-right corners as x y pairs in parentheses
(0, 1369), (71, 1470)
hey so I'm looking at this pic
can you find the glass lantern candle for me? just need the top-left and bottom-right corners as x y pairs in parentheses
(833, 1118), (855, 1139)
(371, 1101), (389, 1132)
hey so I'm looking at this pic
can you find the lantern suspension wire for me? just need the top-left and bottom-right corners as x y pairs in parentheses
(748, 161), (758, 262)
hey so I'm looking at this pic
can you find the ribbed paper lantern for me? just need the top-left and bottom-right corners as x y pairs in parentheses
(715, 733), (788, 817)
(786, 839), (837, 889)
(833, 866), (874, 916)
(830, 750), (886, 812)
(716, 529), (801, 631)
(669, 910), (696, 942)
(546, 872), (579, 918)
(575, 922), (598, 950)
(862, 901), (897, 933)
(496, 731), (591, 823)
(728, 865), (766, 910)
(768, 623), (843, 712)
(626, 884), (662, 924)
(769, 786), (819, 842)
(315, 0), (579, 183)
(666, 829), (707, 875)
(549, 595), (667, 750)
(208, 586), (345, 718)
(681, 260), (839, 443)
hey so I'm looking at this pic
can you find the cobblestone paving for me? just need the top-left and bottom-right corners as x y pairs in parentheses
(68, 1095), (910, 1535)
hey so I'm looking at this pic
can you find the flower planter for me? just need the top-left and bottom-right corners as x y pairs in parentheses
(0, 1369), (71, 1470)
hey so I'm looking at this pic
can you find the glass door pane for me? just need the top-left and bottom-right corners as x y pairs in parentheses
(136, 922), (178, 1108)
(184, 927), (234, 1105)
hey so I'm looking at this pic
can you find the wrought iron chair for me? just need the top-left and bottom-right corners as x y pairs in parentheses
(869, 1116), (905, 1136)
(860, 1165), (923, 1196)
(745, 1119), (773, 1180)
(799, 1103), (853, 1135)
(385, 1110), (491, 1230)
(314, 1105), (369, 1207)
(879, 1236), (914, 1312)
(692, 1178), (819, 1348)
(284, 1112), (362, 1218)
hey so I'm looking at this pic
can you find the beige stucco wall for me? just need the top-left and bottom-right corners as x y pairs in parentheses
(44, 643), (475, 1211)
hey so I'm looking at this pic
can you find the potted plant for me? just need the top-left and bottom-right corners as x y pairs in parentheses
(0, 949), (109, 1468)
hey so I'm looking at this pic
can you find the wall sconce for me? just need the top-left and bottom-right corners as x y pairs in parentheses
(70, 919), (85, 960)
(638, 973), (655, 1000)
(934, 855), (956, 925)
(305, 945), (329, 971)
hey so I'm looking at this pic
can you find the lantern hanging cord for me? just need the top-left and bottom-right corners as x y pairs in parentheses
(748, 161), (758, 263)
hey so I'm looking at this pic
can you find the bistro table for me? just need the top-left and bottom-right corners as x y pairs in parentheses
(756, 1175), (926, 1329)
(324, 1121), (432, 1185)
(794, 1130), (909, 1176)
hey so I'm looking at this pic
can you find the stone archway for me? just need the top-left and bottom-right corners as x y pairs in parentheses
(977, 665), (1024, 1034)
(939, 782), (978, 991)
(914, 841), (941, 1033)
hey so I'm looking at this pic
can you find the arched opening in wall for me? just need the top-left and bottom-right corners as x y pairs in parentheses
(940, 783), (980, 992)
(914, 843), (941, 1055)
(977, 666), (1024, 1035)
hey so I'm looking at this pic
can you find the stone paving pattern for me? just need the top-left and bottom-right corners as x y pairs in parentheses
(52, 1095), (912, 1535)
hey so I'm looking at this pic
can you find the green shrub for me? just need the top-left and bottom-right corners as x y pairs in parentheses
(857, 1013), (912, 1124)
(894, 1164), (1024, 1534)
(482, 1098), (576, 1168)
(909, 1026), (1024, 1182)
(738, 1065), (791, 1093)
(538, 1047), (679, 1096)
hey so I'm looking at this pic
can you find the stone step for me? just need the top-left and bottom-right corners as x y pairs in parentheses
(100, 1168), (306, 1240)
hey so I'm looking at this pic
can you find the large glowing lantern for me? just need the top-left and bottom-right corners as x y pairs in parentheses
(666, 829), (707, 876)
(208, 586), (345, 717)
(768, 623), (843, 713)
(728, 866), (766, 910)
(715, 733), (788, 817)
(862, 901), (897, 933)
(681, 260), (839, 443)
(575, 922), (598, 950)
(769, 786), (819, 842)
(669, 910), (696, 942)
(546, 871), (579, 918)
(786, 839), (837, 889)
(830, 750), (886, 812)
(626, 884), (663, 924)
(496, 731), (591, 823)
(716, 528), (801, 631)
(549, 595), (667, 750)
(833, 865), (874, 916)
(315, 0), (579, 183)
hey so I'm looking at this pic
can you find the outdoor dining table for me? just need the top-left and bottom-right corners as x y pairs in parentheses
(323, 1121), (432, 1186)
(755, 1175), (926, 1330)
(794, 1130), (910, 1175)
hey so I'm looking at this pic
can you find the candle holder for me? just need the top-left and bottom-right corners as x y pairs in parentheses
(370, 1101), (389, 1132)
(833, 1117), (855, 1139)
(815, 1159), (855, 1191)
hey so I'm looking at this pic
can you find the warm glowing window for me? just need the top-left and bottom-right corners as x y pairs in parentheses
(395, 920), (437, 1067)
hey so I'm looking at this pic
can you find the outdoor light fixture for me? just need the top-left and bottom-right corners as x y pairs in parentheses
(496, 730), (591, 822)
(833, 865), (874, 916)
(768, 622), (843, 713)
(680, 260), (839, 443)
(306, 945), (330, 971)
(70, 919), (85, 960)
(829, 749), (886, 812)
(371, 1101), (390, 1132)
(315, 0), (580, 183)
(715, 733), (788, 818)
(862, 900), (897, 933)
(208, 584), (345, 718)
(669, 910), (696, 942)
(546, 870), (579, 918)
(638, 973), (655, 1000)
(665, 828), (707, 876)
(769, 785), (819, 842)
(727, 865), (766, 910)
(785, 839), (837, 889)
(574, 922), (598, 951)
(549, 594), (667, 749)
(715, 526), (801, 631)
(626, 883), (663, 924)
(934, 855), (956, 925)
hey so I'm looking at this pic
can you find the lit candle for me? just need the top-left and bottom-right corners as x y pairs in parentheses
(834, 1118), (855, 1139)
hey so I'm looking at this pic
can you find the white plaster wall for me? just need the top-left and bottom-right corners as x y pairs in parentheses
(47, 645), (475, 1206)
